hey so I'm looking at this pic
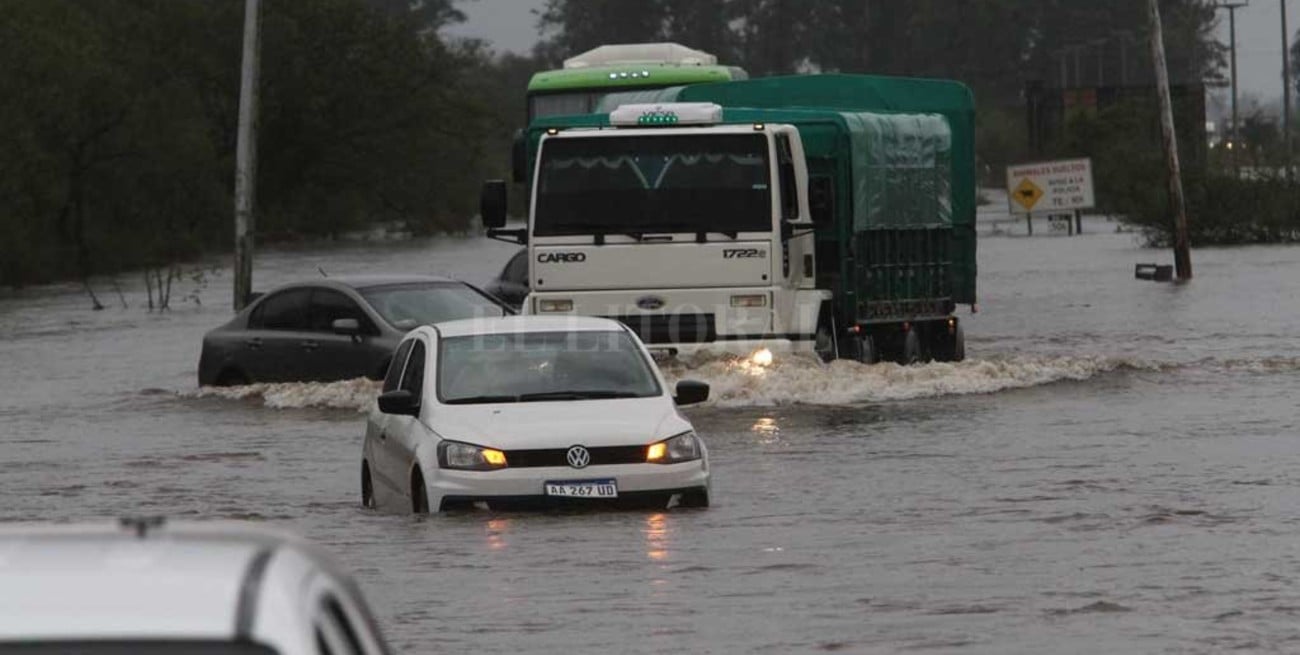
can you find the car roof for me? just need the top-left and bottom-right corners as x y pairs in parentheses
(434, 315), (628, 338)
(0, 520), (348, 641)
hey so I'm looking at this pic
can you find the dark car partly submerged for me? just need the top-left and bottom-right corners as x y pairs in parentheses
(198, 275), (510, 386)
(483, 248), (528, 310)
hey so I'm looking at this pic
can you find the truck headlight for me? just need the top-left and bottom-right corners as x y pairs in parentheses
(438, 440), (508, 470)
(538, 299), (574, 312)
(730, 294), (767, 308)
(646, 431), (702, 464)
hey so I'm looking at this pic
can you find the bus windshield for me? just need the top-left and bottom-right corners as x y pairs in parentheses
(534, 134), (771, 236)
(529, 92), (604, 121)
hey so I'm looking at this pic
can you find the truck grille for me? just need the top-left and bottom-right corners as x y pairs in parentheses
(605, 314), (716, 344)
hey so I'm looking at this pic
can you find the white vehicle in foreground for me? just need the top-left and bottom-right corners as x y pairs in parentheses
(360, 316), (712, 512)
(0, 518), (391, 655)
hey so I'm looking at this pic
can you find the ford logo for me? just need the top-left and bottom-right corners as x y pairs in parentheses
(636, 296), (665, 310)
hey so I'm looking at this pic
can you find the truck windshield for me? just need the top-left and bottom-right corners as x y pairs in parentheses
(534, 134), (771, 236)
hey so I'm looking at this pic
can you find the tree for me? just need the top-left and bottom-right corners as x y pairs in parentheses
(0, 0), (509, 288)
(362, 0), (465, 33)
(534, 0), (665, 66)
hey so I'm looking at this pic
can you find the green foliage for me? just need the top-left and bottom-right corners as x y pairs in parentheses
(975, 108), (1027, 187)
(1057, 99), (1166, 218)
(1055, 96), (1300, 246)
(1123, 172), (1300, 247)
(0, 0), (511, 287)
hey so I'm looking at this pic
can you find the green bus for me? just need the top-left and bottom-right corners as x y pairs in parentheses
(525, 43), (748, 122)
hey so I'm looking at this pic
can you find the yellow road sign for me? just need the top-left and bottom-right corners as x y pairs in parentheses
(1012, 177), (1044, 211)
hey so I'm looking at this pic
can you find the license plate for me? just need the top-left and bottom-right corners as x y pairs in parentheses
(544, 479), (618, 498)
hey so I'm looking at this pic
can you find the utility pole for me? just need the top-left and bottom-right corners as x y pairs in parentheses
(233, 0), (262, 311)
(1215, 3), (1247, 171)
(1284, 0), (1293, 180)
(1148, 0), (1193, 280)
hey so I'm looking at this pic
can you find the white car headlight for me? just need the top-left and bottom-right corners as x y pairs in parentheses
(645, 431), (702, 464)
(438, 440), (508, 471)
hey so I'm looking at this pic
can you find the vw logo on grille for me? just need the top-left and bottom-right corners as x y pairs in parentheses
(636, 295), (665, 310)
(566, 445), (591, 469)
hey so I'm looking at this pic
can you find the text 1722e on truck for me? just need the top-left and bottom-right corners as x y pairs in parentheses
(481, 74), (976, 364)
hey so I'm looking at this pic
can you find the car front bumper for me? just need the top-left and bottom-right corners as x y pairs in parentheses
(427, 460), (709, 510)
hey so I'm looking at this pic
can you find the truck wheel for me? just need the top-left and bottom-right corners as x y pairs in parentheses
(854, 334), (877, 364)
(813, 306), (838, 363)
(814, 321), (837, 363)
(932, 323), (966, 362)
(900, 330), (922, 365)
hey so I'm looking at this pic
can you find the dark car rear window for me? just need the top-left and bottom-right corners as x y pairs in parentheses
(359, 283), (505, 330)
(249, 288), (310, 330)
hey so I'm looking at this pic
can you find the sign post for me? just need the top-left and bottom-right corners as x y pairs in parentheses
(1006, 158), (1096, 236)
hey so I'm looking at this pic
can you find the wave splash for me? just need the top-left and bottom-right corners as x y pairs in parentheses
(659, 353), (1160, 407)
(180, 353), (1172, 411)
(186, 378), (381, 411)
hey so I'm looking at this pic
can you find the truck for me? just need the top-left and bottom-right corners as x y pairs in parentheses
(482, 74), (976, 364)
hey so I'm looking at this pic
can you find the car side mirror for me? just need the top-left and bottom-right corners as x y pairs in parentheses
(673, 380), (710, 406)
(377, 389), (420, 416)
(480, 179), (508, 229)
(809, 176), (834, 227)
(332, 318), (360, 336)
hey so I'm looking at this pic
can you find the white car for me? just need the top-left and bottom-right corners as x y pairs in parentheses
(0, 517), (391, 655)
(360, 316), (712, 512)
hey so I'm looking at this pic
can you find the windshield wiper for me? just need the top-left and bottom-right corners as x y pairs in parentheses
(517, 390), (642, 401)
(442, 394), (520, 405)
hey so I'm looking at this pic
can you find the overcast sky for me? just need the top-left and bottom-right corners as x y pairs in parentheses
(444, 0), (1296, 109)
(1215, 1), (1293, 106)
(441, 0), (546, 54)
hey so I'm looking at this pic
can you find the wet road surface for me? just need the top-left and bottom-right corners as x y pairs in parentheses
(3, 219), (1300, 653)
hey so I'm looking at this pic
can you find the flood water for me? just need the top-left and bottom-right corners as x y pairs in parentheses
(4, 212), (1300, 653)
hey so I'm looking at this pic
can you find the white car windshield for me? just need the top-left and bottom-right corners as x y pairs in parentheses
(438, 330), (661, 404)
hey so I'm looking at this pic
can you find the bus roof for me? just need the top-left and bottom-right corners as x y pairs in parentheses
(563, 43), (717, 69)
(528, 64), (744, 94)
